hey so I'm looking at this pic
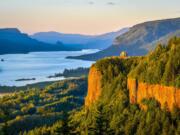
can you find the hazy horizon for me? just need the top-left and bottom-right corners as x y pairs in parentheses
(0, 0), (180, 35)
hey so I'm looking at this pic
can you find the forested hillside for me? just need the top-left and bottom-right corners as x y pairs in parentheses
(0, 78), (87, 135)
(68, 37), (180, 135)
(0, 28), (79, 55)
(0, 37), (179, 135)
(129, 37), (180, 87)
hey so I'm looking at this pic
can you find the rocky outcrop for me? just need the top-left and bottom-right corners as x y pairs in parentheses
(128, 79), (138, 104)
(85, 66), (180, 110)
(128, 78), (180, 110)
(85, 66), (102, 107)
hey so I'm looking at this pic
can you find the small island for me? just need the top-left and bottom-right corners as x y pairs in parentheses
(15, 78), (36, 82)
(1, 59), (4, 62)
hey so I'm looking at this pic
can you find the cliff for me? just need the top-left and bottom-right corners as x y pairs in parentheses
(85, 69), (180, 110)
(85, 37), (180, 109)
(85, 64), (180, 110)
(128, 78), (180, 110)
(85, 66), (102, 107)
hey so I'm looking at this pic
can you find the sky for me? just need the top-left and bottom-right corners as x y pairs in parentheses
(0, 0), (180, 35)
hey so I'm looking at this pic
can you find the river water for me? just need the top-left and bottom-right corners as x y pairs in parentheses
(0, 50), (98, 86)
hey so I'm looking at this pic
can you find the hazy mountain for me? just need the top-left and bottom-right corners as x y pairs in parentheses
(0, 28), (79, 55)
(31, 28), (129, 50)
(69, 17), (180, 61)
(142, 29), (180, 51)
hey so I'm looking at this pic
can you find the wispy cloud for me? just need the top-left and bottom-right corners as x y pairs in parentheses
(107, 2), (116, 6)
(88, 1), (94, 5)
(87, 1), (117, 6)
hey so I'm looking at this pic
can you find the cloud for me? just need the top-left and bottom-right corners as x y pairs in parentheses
(107, 2), (116, 5)
(88, 1), (94, 5)
(87, 1), (117, 6)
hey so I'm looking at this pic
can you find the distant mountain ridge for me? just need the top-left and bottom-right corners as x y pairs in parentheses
(31, 28), (129, 50)
(0, 28), (80, 55)
(143, 29), (180, 51)
(69, 17), (180, 60)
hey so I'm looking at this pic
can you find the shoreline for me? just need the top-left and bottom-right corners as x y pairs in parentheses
(0, 77), (83, 95)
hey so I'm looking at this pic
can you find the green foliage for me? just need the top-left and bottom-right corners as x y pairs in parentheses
(0, 37), (179, 135)
(69, 89), (180, 135)
(48, 67), (89, 78)
(69, 37), (180, 135)
(94, 57), (140, 87)
(0, 78), (87, 135)
(129, 37), (180, 88)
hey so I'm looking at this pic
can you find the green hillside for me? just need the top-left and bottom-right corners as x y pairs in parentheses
(129, 37), (180, 88)
(69, 17), (180, 61)
(68, 37), (180, 135)
(0, 78), (87, 135)
(0, 37), (179, 135)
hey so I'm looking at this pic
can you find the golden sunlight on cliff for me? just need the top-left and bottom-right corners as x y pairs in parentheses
(128, 78), (180, 110)
(85, 66), (102, 107)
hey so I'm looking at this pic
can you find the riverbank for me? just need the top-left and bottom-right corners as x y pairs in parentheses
(0, 80), (60, 93)
(0, 50), (96, 86)
(0, 77), (84, 96)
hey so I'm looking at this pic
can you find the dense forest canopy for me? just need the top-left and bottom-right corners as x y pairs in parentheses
(129, 37), (180, 88)
(0, 78), (87, 135)
(48, 67), (89, 78)
(0, 37), (179, 135)
(68, 37), (180, 135)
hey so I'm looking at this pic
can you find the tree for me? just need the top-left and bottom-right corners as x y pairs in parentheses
(54, 113), (69, 135)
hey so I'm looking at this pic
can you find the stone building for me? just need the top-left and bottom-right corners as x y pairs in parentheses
(120, 51), (128, 59)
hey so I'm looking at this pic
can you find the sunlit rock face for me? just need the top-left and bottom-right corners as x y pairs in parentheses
(85, 58), (180, 110)
(85, 66), (102, 107)
(128, 78), (180, 110)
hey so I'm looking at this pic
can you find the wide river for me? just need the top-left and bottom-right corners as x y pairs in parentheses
(0, 50), (98, 86)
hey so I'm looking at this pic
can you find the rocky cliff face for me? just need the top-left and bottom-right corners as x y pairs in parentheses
(85, 68), (180, 110)
(128, 78), (180, 110)
(85, 66), (102, 107)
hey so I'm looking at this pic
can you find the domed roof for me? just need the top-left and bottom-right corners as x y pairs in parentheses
(120, 51), (128, 57)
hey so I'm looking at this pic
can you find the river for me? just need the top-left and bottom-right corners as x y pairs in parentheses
(0, 49), (98, 86)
